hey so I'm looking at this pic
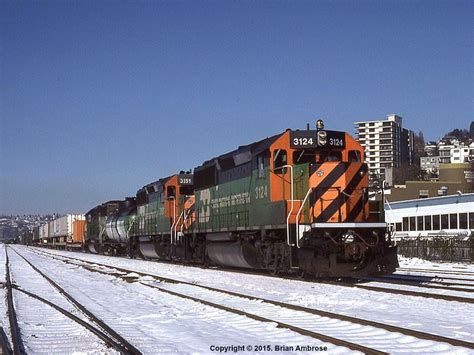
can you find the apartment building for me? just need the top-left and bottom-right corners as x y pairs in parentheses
(438, 139), (473, 164)
(354, 114), (414, 183)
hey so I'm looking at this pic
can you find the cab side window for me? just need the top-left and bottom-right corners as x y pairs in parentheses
(273, 149), (287, 174)
(348, 150), (361, 162)
(167, 186), (176, 199)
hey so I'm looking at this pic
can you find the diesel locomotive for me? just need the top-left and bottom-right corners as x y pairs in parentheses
(84, 121), (398, 277)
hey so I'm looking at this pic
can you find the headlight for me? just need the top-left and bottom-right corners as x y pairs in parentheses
(317, 131), (327, 146)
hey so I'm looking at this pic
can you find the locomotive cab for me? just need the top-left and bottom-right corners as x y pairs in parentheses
(132, 173), (196, 260)
(263, 122), (398, 277)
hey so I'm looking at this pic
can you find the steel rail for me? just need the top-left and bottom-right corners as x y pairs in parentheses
(34, 246), (474, 305)
(384, 274), (474, 286)
(4, 247), (25, 355)
(353, 276), (474, 293)
(397, 267), (474, 277)
(8, 247), (141, 355)
(319, 279), (474, 304)
(0, 327), (13, 355)
(12, 285), (131, 353)
(34, 250), (384, 354)
(32, 248), (474, 351)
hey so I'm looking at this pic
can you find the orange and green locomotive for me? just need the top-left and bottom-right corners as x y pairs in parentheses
(86, 121), (398, 277)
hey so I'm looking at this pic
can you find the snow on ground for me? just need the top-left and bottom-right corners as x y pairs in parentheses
(9, 246), (355, 354)
(26, 246), (474, 345)
(0, 245), (12, 351)
(7, 247), (113, 353)
(398, 256), (474, 273)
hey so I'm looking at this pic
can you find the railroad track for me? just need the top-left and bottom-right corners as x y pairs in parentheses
(397, 267), (474, 277)
(43, 246), (474, 305)
(345, 275), (474, 294)
(4, 246), (141, 354)
(394, 272), (474, 283)
(28, 247), (474, 354)
(360, 274), (474, 291)
(2, 247), (24, 355)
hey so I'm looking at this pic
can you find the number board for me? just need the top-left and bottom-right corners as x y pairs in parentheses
(290, 131), (318, 148)
(289, 130), (346, 149)
(325, 130), (346, 149)
(178, 174), (194, 185)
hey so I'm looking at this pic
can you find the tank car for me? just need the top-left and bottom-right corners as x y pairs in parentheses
(85, 198), (136, 255)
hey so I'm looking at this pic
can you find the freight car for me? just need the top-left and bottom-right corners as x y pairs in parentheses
(84, 121), (398, 277)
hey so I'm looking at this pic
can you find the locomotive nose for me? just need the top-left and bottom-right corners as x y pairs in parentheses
(309, 162), (369, 223)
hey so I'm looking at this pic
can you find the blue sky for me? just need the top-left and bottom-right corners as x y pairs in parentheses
(1, 0), (473, 214)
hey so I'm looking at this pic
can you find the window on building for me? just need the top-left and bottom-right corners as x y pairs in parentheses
(459, 213), (468, 229)
(441, 214), (448, 229)
(409, 216), (416, 231)
(469, 213), (474, 229)
(273, 149), (287, 174)
(369, 122), (375, 126)
(417, 216), (424, 231)
(424, 216), (432, 230)
(433, 215), (440, 230)
(395, 222), (402, 231)
(369, 134), (375, 138)
(449, 214), (458, 229)
(369, 128), (375, 132)
(402, 217), (409, 231)
(419, 190), (429, 198)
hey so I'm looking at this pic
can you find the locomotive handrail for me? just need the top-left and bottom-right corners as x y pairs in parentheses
(169, 197), (177, 244)
(295, 187), (314, 248)
(180, 208), (192, 235)
(173, 210), (185, 244)
(272, 164), (295, 247)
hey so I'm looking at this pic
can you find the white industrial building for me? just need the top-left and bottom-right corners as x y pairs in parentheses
(384, 193), (474, 241)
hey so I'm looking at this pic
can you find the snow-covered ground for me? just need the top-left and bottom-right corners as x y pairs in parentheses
(2, 245), (356, 354)
(2, 244), (474, 353)
(396, 256), (474, 279)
